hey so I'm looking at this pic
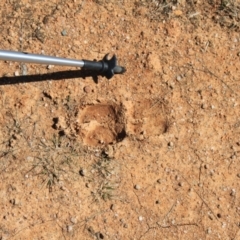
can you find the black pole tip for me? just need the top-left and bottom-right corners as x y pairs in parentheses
(102, 54), (126, 79)
(114, 66), (126, 74)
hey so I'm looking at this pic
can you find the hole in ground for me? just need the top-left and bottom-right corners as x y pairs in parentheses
(76, 102), (125, 146)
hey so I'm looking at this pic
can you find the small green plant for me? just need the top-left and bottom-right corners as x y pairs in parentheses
(91, 180), (117, 202)
(93, 153), (115, 178)
(90, 152), (120, 202)
(27, 134), (81, 191)
(32, 157), (60, 191)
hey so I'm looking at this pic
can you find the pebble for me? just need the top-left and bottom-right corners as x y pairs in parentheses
(21, 64), (28, 75)
(61, 29), (67, 36)
(15, 70), (19, 76)
(10, 198), (19, 205)
(176, 75), (182, 81)
(83, 86), (92, 93)
(70, 217), (77, 224)
(110, 204), (115, 211)
(230, 189), (236, 196)
(134, 184), (141, 190)
(201, 103), (207, 109)
(206, 228), (212, 234)
(178, 182), (184, 187)
(47, 65), (54, 69)
(96, 232), (104, 239)
(79, 168), (86, 177)
(67, 225), (73, 232)
(138, 216), (143, 221)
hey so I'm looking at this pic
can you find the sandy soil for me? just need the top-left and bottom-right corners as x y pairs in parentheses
(0, 0), (240, 239)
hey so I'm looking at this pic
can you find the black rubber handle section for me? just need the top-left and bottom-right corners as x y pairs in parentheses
(83, 54), (126, 79)
(83, 60), (108, 72)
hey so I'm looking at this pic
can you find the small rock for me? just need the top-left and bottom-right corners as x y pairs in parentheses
(157, 179), (161, 184)
(230, 189), (236, 196)
(206, 227), (212, 234)
(47, 65), (54, 69)
(237, 173), (240, 178)
(53, 116), (67, 130)
(106, 145), (114, 158)
(21, 64), (28, 76)
(178, 182), (184, 187)
(67, 225), (73, 232)
(83, 86), (92, 93)
(10, 198), (19, 205)
(134, 184), (141, 190)
(139, 134), (144, 140)
(60, 186), (68, 192)
(123, 223), (128, 228)
(110, 204), (116, 211)
(70, 217), (77, 224)
(61, 29), (67, 36)
(138, 216), (143, 221)
(14, 70), (19, 76)
(96, 232), (104, 239)
(79, 168), (86, 177)
(176, 75), (182, 81)
(222, 222), (226, 228)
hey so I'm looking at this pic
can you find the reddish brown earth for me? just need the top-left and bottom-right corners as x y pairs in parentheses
(0, 0), (240, 239)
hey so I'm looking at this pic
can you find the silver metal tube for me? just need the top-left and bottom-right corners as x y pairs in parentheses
(0, 50), (84, 67)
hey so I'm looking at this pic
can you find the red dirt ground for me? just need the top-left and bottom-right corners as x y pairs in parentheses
(0, 0), (240, 239)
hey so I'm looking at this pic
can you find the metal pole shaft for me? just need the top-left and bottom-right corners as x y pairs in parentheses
(0, 50), (84, 67)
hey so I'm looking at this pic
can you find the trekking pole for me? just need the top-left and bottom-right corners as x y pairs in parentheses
(0, 50), (126, 79)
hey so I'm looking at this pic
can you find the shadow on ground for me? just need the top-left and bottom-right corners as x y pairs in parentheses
(0, 69), (101, 85)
